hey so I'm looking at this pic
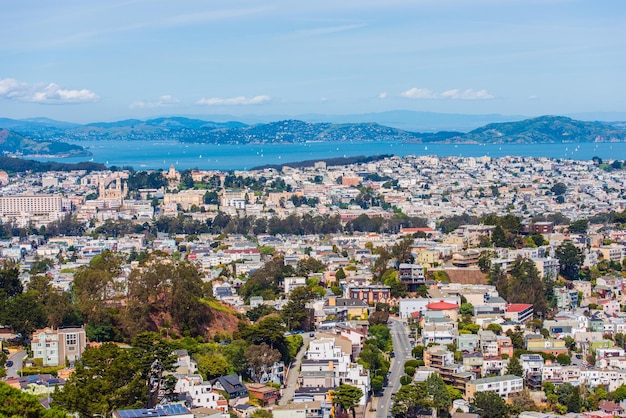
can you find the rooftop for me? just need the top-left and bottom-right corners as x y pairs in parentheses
(507, 303), (533, 313)
(470, 374), (523, 385)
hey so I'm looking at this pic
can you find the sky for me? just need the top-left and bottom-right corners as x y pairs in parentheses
(1, 0), (625, 123)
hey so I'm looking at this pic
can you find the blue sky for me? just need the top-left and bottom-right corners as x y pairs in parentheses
(1, 0), (625, 122)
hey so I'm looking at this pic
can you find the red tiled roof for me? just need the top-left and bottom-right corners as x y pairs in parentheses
(599, 400), (622, 412)
(506, 303), (533, 313)
(426, 300), (459, 310)
(400, 227), (435, 233)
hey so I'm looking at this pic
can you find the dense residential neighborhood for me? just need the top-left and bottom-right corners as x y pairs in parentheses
(3, 154), (626, 417)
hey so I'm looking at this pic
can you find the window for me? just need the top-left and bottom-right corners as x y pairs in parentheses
(66, 334), (77, 346)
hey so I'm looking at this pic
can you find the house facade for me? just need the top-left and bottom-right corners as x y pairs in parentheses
(30, 327), (86, 367)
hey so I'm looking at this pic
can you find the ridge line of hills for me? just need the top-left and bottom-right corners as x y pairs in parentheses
(1, 115), (626, 157)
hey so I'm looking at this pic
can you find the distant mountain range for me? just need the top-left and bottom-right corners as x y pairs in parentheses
(0, 114), (625, 157)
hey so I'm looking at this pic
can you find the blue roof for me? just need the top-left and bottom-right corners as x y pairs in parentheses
(115, 404), (190, 417)
(161, 405), (189, 415)
(116, 409), (167, 418)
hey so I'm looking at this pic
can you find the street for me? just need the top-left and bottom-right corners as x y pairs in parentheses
(375, 318), (412, 418)
(279, 333), (311, 405)
(6, 349), (27, 378)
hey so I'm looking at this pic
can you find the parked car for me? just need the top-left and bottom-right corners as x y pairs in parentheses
(5, 360), (13, 368)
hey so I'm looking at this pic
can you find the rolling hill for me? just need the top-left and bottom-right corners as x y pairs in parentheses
(0, 115), (624, 148)
(0, 129), (89, 157)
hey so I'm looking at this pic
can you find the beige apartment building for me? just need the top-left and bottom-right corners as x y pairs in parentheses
(31, 326), (87, 367)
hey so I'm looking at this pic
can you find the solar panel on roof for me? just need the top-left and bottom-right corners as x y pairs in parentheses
(162, 404), (188, 415)
(116, 409), (167, 417)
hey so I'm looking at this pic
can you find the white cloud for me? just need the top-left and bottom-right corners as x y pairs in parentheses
(130, 94), (180, 109)
(196, 95), (271, 105)
(378, 91), (388, 99)
(400, 87), (436, 99)
(440, 88), (494, 100)
(528, 95), (539, 100)
(0, 77), (98, 104)
(400, 87), (494, 100)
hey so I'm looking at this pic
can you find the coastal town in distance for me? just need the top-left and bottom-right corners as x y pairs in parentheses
(3, 150), (626, 418)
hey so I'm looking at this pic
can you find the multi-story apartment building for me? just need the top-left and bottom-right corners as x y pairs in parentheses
(520, 354), (544, 378)
(424, 346), (455, 369)
(0, 194), (64, 227)
(505, 303), (534, 323)
(347, 284), (391, 304)
(163, 189), (205, 210)
(30, 326), (87, 367)
(301, 336), (369, 405)
(398, 263), (425, 291)
(464, 374), (523, 401)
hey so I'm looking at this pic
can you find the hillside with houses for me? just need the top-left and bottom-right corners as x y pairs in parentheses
(3, 155), (626, 417)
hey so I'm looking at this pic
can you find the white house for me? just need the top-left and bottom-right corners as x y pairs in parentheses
(174, 375), (228, 411)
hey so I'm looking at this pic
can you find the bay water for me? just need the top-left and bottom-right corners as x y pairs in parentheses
(31, 140), (626, 171)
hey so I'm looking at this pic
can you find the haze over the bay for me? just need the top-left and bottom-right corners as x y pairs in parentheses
(1, 1), (625, 123)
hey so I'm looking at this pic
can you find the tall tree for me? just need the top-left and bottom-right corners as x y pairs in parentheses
(373, 246), (392, 281)
(568, 219), (588, 234)
(170, 260), (210, 337)
(296, 257), (326, 277)
(238, 316), (290, 362)
(4, 291), (47, 337)
(392, 235), (415, 267)
(391, 382), (433, 418)
(196, 353), (230, 380)
(471, 391), (509, 418)
(508, 256), (548, 315)
(509, 390), (538, 415)
(0, 260), (22, 298)
(222, 339), (249, 376)
(335, 267), (347, 281)
(281, 286), (313, 331)
(506, 356), (524, 377)
(491, 225), (507, 248)
(333, 383), (363, 418)
(131, 332), (177, 408)
(244, 343), (281, 383)
(556, 383), (581, 413)
(426, 373), (451, 416)
(72, 251), (124, 326)
(0, 382), (66, 417)
(53, 343), (146, 416)
(488, 264), (509, 300)
(555, 241), (584, 280)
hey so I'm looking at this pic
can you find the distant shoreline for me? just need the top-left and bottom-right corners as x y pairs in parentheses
(250, 154), (393, 170)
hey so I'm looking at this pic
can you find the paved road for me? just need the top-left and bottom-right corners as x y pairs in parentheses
(6, 349), (27, 378)
(375, 318), (412, 418)
(279, 333), (311, 405)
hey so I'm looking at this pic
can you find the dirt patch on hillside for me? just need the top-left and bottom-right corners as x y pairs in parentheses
(207, 308), (244, 338)
(444, 269), (488, 285)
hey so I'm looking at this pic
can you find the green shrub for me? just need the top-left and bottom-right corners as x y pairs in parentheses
(404, 359), (420, 368)
(400, 374), (413, 385)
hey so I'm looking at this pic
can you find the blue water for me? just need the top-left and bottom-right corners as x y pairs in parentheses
(31, 140), (626, 171)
